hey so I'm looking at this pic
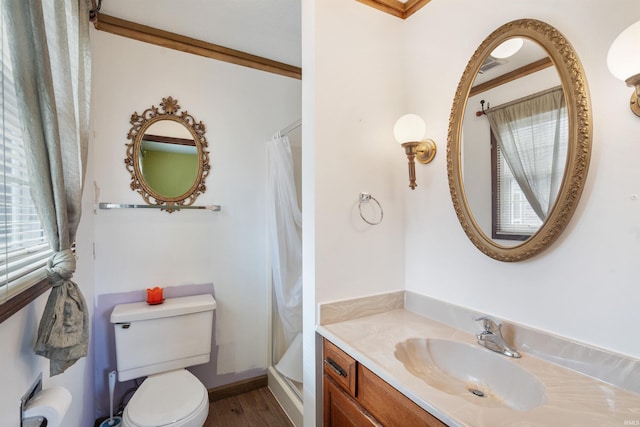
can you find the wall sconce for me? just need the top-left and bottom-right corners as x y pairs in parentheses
(607, 20), (640, 117)
(394, 114), (436, 190)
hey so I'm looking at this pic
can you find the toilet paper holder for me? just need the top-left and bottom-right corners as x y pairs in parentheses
(22, 416), (46, 427)
(21, 373), (44, 427)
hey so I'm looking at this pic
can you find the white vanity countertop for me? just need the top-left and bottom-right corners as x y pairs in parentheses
(317, 308), (640, 427)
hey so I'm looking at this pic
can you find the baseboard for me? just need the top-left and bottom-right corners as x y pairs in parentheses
(268, 366), (303, 426)
(207, 374), (268, 402)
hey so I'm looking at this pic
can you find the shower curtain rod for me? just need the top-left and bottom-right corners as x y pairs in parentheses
(279, 119), (301, 136)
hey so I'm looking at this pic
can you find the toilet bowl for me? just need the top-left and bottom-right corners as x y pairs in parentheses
(122, 369), (209, 427)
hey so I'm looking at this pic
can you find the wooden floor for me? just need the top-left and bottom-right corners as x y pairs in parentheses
(205, 387), (294, 427)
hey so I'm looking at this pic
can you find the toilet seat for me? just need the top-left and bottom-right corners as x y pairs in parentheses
(123, 369), (209, 427)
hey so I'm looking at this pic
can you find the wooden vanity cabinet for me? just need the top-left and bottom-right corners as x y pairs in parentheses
(322, 338), (447, 427)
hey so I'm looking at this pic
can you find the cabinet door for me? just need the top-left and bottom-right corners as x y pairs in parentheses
(357, 365), (447, 427)
(324, 374), (382, 427)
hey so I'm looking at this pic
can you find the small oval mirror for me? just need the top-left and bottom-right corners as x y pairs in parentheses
(125, 97), (210, 212)
(447, 20), (592, 261)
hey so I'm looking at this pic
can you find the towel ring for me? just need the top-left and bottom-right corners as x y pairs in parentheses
(358, 192), (383, 225)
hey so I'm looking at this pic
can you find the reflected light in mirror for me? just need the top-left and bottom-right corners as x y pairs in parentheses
(607, 20), (640, 117)
(490, 38), (524, 59)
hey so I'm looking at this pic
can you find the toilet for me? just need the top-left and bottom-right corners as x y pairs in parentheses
(111, 294), (216, 427)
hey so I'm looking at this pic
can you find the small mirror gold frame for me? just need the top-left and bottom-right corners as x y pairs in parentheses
(125, 97), (210, 213)
(447, 19), (592, 262)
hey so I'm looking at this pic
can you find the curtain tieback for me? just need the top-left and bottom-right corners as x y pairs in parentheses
(46, 249), (76, 287)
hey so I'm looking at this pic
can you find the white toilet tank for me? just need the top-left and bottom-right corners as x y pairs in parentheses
(111, 294), (216, 381)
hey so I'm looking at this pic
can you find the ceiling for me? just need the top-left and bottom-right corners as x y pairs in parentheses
(98, 0), (302, 67)
(96, 2), (549, 88)
(474, 39), (550, 86)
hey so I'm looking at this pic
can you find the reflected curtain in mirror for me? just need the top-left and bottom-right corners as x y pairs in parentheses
(486, 87), (567, 237)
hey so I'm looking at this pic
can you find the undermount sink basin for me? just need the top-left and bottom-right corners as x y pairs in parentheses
(394, 338), (546, 411)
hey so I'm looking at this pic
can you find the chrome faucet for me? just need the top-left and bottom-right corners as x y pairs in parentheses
(475, 316), (521, 358)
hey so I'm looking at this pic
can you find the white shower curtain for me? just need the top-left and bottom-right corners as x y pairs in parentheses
(267, 133), (302, 381)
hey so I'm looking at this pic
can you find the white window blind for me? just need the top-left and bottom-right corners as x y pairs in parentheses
(0, 12), (51, 304)
(496, 142), (544, 236)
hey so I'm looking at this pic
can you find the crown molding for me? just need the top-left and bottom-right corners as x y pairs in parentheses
(93, 14), (302, 80)
(356, 0), (432, 19)
(469, 57), (553, 97)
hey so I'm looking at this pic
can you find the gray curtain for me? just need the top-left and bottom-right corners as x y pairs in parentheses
(3, 0), (91, 375)
(486, 87), (566, 221)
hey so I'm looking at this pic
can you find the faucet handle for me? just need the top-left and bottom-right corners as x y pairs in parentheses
(474, 316), (502, 333)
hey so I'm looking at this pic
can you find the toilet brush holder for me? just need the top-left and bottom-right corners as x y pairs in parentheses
(98, 371), (122, 427)
(99, 416), (122, 427)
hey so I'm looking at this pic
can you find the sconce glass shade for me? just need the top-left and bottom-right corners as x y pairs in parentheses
(607, 20), (640, 83)
(490, 38), (523, 59)
(608, 20), (640, 116)
(394, 113), (426, 144)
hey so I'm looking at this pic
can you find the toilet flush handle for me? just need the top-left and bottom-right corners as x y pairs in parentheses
(115, 322), (131, 329)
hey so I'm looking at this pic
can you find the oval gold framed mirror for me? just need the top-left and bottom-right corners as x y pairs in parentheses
(447, 19), (592, 262)
(125, 97), (210, 212)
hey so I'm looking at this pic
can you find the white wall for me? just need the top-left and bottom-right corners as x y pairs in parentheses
(90, 27), (300, 415)
(0, 295), (95, 427)
(312, 0), (407, 305)
(0, 301), (44, 427)
(303, 0), (408, 424)
(402, 0), (640, 358)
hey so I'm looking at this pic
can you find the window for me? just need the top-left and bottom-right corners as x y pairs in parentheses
(0, 10), (52, 322)
(489, 88), (568, 241)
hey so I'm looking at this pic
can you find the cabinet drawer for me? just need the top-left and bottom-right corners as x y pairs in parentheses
(323, 338), (357, 397)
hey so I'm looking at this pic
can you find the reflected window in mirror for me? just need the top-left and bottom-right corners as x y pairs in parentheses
(487, 87), (568, 241)
(492, 132), (541, 240)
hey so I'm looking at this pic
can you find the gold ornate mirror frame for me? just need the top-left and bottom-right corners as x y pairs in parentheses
(125, 97), (210, 212)
(447, 19), (592, 262)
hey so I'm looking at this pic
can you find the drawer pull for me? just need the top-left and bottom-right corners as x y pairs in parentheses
(324, 357), (348, 377)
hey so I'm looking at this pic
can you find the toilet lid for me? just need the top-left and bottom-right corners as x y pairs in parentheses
(127, 370), (207, 427)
